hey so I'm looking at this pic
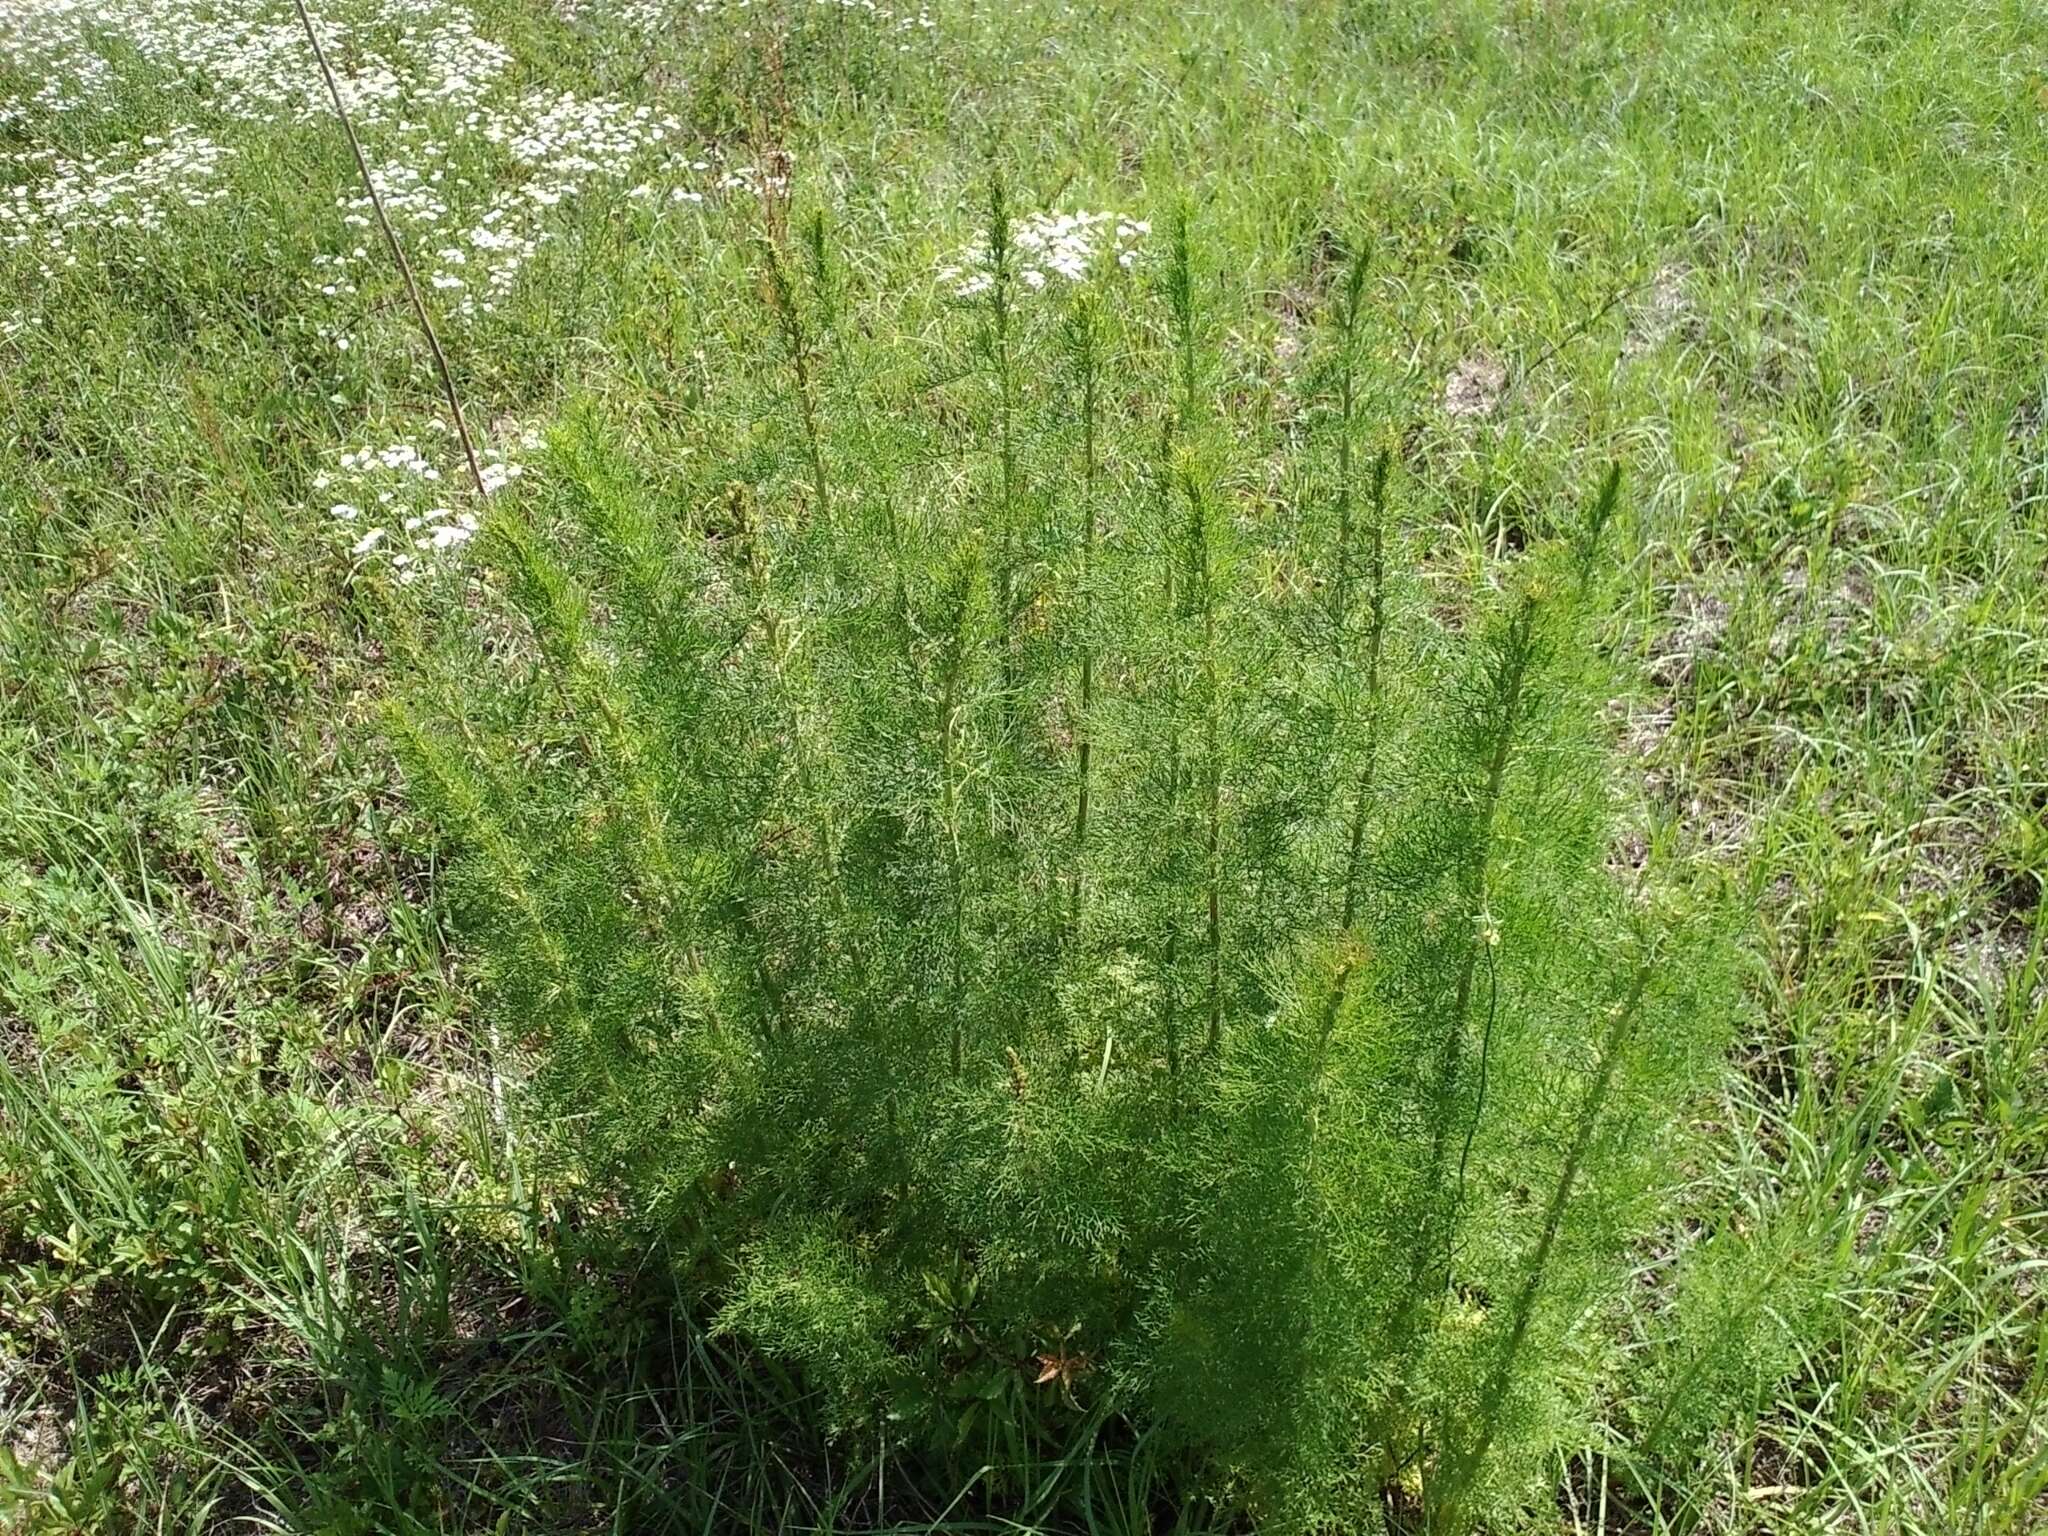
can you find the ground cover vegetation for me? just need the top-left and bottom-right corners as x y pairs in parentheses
(1, 0), (2043, 1532)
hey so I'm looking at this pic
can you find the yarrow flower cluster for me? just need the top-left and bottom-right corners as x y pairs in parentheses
(1, 0), (515, 288)
(607, 0), (937, 47)
(4, 0), (800, 563)
(0, 127), (231, 271)
(315, 429), (535, 584)
(440, 94), (690, 317)
(3, 0), (793, 334)
(938, 210), (1150, 299)
(0, 0), (511, 132)
(315, 93), (753, 328)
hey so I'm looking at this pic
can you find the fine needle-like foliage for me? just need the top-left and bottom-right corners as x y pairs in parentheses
(399, 209), (1738, 1532)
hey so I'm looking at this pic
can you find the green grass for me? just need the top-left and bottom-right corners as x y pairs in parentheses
(2, 0), (2044, 1530)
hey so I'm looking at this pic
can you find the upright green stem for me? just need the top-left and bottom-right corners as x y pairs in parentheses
(1433, 962), (1655, 1525)
(803, 209), (844, 369)
(1330, 245), (1369, 636)
(984, 176), (1023, 723)
(1326, 246), (1389, 931)
(761, 240), (831, 523)
(1166, 205), (1198, 433)
(1338, 447), (1391, 931)
(1067, 300), (1104, 930)
(1158, 440), (1184, 1080)
(1435, 598), (1537, 1145)
(1156, 208), (1200, 1073)
(727, 484), (858, 1011)
(1401, 594), (1541, 1306)
(1183, 472), (1225, 1054)
(1573, 462), (1623, 598)
(937, 570), (978, 1075)
(1370, 595), (1544, 1464)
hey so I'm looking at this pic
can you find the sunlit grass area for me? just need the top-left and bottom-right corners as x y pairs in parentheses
(2, 1), (2043, 1531)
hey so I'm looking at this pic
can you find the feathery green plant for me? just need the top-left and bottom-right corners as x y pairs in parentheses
(400, 210), (1738, 1532)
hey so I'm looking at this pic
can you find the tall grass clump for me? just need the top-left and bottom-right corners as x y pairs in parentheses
(399, 211), (1738, 1531)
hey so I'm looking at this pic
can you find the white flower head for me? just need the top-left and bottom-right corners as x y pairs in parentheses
(939, 207), (1149, 299)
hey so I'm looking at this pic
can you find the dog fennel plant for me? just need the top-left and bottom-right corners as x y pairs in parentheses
(397, 215), (1738, 1532)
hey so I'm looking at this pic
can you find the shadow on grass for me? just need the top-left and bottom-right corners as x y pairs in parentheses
(0, 1175), (1224, 1535)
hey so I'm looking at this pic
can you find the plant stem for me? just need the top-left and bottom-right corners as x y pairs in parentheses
(1330, 243), (1370, 637)
(1157, 426), (1184, 1079)
(1184, 472), (1224, 1054)
(1156, 209), (1200, 1072)
(761, 238), (831, 522)
(1068, 302), (1103, 930)
(937, 562), (978, 1075)
(1406, 593), (1540, 1306)
(1338, 446), (1391, 931)
(1438, 596), (1537, 1139)
(1167, 204), (1198, 432)
(1433, 962), (1655, 1524)
(291, 0), (486, 500)
(985, 175), (1023, 726)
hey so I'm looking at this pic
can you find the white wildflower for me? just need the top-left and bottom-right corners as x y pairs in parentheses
(938, 207), (1149, 299)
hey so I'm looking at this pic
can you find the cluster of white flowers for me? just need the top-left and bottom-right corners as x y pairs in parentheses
(822, 0), (938, 34)
(325, 95), (702, 323)
(0, 0), (510, 132)
(5, 0), (805, 330)
(310, 245), (371, 300)
(457, 95), (690, 313)
(344, 158), (455, 229)
(609, 0), (936, 43)
(715, 160), (791, 199)
(0, 0), (114, 124)
(938, 210), (1150, 299)
(825, 0), (939, 47)
(1, 0), (787, 567)
(0, 0), (520, 284)
(315, 429), (535, 583)
(1, 127), (232, 272)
